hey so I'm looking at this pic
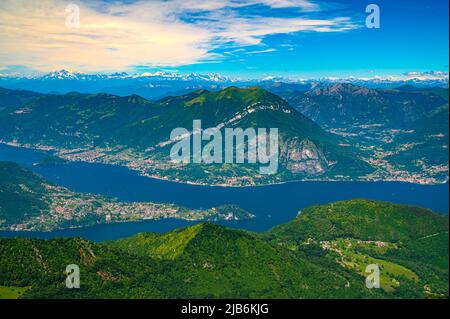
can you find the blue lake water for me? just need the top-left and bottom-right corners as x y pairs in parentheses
(0, 143), (448, 241)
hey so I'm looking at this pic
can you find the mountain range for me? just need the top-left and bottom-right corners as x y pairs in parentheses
(0, 83), (448, 185)
(1, 70), (448, 100)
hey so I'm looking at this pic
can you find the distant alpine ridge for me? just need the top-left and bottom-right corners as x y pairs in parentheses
(36, 69), (234, 82)
(0, 69), (448, 99)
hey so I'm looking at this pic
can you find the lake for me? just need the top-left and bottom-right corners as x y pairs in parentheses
(0, 143), (448, 241)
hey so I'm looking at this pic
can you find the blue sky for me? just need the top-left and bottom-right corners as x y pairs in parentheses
(171, 0), (449, 78)
(0, 0), (448, 78)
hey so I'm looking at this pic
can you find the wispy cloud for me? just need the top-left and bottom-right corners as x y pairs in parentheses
(244, 48), (277, 55)
(0, 0), (358, 72)
(211, 16), (357, 45)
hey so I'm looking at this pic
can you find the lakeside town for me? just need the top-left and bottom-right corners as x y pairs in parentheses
(1, 134), (447, 187)
(1, 180), (254, 232)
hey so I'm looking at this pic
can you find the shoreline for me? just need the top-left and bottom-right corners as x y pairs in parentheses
(0, 141), (448, 188)
(0, 214), (251, 234)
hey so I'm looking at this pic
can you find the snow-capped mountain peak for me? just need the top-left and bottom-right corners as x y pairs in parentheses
(41, 69), (84, 80)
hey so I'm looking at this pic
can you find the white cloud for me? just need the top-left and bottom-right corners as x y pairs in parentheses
(244, 48), (277, 54)
(214, 16), (356, 45)
(401, 71), (449, 81)
(258, 0), (319, 10)
(0, 0), (357, 72)
(0, 0), (212, 72)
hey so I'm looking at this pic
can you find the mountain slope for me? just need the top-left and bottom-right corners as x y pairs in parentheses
(280, 84), (449, 184)
(266, 199), (448, 242)
(266, 199), (449, 296)
(0, 237), (165, 298)
(125, 223), (376, 298)
(0, 92), (161, 148)
(0, 162), (49, 225)
(1, 223), (381, 299)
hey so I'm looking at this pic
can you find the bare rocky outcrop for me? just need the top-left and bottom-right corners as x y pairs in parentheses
(282, 138), (330, 175)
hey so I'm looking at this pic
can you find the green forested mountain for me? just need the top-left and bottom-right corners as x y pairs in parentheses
(266, 199), (449, 297)
(108, 223), (375, 298)
(0, 86), (371, 185)
(0, 223), (384, 299)
(266, 199), (449, 242)
(0, 91), (161, 148)
(0, 199), (448, 299)
(0, 86), (336, 149)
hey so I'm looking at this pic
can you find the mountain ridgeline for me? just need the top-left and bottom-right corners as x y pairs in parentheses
(0, 87), (42, 112)
(0, 199), (448, 299)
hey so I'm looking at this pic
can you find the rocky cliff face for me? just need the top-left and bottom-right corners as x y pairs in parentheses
(282, 138), (330, 175)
